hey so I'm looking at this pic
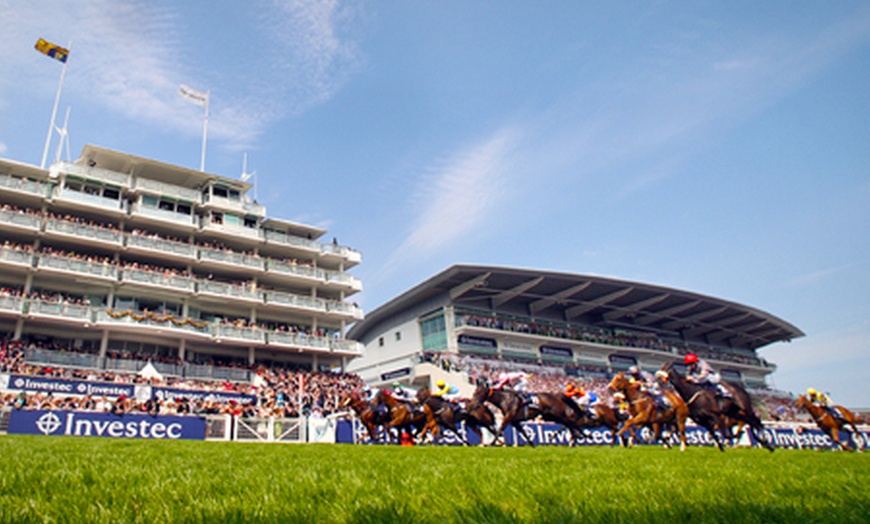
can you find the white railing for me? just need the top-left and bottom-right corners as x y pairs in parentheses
(214, 324), (266, 344)
(132, 177), (200, 202)
(27, 299), (91, 321)
(263, 230), (318, 251)
(54, 187), (128, 213)
(0, 295), (25, 314)
(45, 217), (123, 246)
(266, 259), (323, 280)
(93, 309), (212, 337)
(198, 280), (264, 302)
(0, 208), (42, 231)
(0, 174), (52, 197)
(119, 268), (196, 293)
(126, 233), (197, 258)
(37, 254), (118, 280)
(0, 247), (34, 267)
(130, 202), (198, 227)
(198, 247), (264, 271)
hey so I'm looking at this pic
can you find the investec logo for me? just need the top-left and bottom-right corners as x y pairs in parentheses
(34, 411), (184, 439)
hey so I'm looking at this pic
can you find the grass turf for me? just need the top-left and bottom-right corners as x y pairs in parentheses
(0, 436), (867, 523)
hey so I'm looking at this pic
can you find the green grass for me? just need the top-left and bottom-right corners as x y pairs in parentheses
(0, 436), (867, 523)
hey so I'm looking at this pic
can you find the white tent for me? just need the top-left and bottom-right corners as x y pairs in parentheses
(138, 361), (163, 381)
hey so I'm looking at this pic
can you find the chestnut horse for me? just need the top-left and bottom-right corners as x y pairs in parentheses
(608, 372), (689, 451)
(339, 390), (389, 443)
(374, 389), (426, 443)
(472, 386), (586, 446)
(795, 395), (864, 452)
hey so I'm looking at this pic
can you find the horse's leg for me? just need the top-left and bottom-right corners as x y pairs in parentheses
(514, 421), (536, 447)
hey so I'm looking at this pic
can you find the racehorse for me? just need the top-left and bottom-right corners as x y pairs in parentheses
(655, 365), (727, 451)
(459, 397), (502, 446)
(608, 372), (689, 451)
(415, 388), (469, 445)
(557, 396), (625, 447)
(795, 395), (864, 452)
(374, 389), (426, 443)
(472, 385), (585, 446)
(339, 390), (389, 443)
(660, 362), (774, 452)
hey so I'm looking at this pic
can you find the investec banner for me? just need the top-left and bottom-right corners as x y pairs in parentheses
(151, 387), (256, 405)
(5, 374), (134, 398)
(8, 410), (206, 440)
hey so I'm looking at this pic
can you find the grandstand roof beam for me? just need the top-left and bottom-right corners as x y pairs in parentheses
(662, 306), (729, 330)
(565, 287), (634, 320)
(492, 276), (544, 308)
(634, 300), (701, 326)
(529, 281), (591, 315)
(603, 293), (671, 321)
(449, 272), (491, 301)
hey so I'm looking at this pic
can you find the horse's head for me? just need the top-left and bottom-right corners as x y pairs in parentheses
(471, 385), (490, 404)
(794, 394), (810, 409)
(608, 372), (629, 392)
(416, 388), (431, 402)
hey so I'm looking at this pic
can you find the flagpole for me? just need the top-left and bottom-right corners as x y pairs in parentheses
(40, 42), (71, 169)
(200, 90), (209, 172)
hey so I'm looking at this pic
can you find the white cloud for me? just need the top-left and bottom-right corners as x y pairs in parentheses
(0, 142), (6, 155)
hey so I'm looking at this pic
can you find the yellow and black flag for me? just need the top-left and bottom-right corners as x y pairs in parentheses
(35, 38), (69, 63)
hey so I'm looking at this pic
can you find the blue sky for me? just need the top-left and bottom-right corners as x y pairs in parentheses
(1, 1), (868, 406)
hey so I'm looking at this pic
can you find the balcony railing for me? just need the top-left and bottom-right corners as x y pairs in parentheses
(201, 219), (263, 240)
(0, 174), (52, 198)
(198, 246), (264, 271)
(130, 202), (198, 228)
(119, 268), (196, 293)
(198, 280), (264, 302)
(93, 309), (212, 337)
(0, 295), (25, 314)
(263, 291), (327, 313)
(125, 233), (196, 259)
(37, 253), (118, 281)
(25, 347), (101, 370)
(267, 331), (331, 351)
(56, 161), (132, 188)
(26, 299), (91, 321)
(266, 259), (323, 281)
(0, 247), (35, 268)
(53, 187), (128, 213)
(132, 177), (200, 202)
(45, 217), (123, 246)
(214, 324), (266, 344)
(0, 208), (42, 231)
(263, 230), (318, 251)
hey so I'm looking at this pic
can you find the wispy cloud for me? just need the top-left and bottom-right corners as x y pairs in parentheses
(0, 0), (362, 151)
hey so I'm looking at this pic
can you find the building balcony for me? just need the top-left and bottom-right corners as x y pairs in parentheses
(36, 253), (118, 283)
(214, 324), (267, 345)
(184, 363), (251, 382)
(0, 295), (25, 316)
(125, 233), (197, 261)
(119, 267), (196, 294)
(0, 246), (35, 269)
(266, 331), (331, 352)
(197, 280), (264, 304)
(325, 301), (364, 321)
(265, 259), (323, 283)
(26, 299), (91, 324)
(330, 338), (364, 355)
(54, 161), (132, 188)
(52, 187), (128, 216)
(0, 208), (42, 233)
(44, 217), (123, 248)
(323, 270), (363, 293)
(93, 309), (212, 339)
(263, 290), (327, 314)
(129, 202), (198, 231)
(263, 230), (319, 253)
(198, 246), (264, 272)
(201, 217), (263, 241)
(0, 173), (52, 199)
(131, 177), (200, 203)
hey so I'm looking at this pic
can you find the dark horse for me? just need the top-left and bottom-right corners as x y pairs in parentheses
(608, 372), (689, 451)
(472, 386), (585, 446)
(659, 362), (774, 451)
(339, 390), (390, 443)
(415, 388), (470, 445)
(795, 395), (864, 452)
(654, 365), (727, 451)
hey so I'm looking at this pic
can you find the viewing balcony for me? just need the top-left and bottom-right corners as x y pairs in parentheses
(55, 161), (132, 188)
(26, 299), (91, 324)
(0, 246), (35, 269)
(0, 173), (52, 199)
(263, 290), (327, 314)
(125, 233), (197, 260)
(185, 363), (251, 382)
(197, 280), (264, 304)
(198, 246), (264, 272)
(326, 301), (364, 321)
(201, 218), (263, 241)
(214, 324), (266, 345)
(131, 177), (199, 203)
(130, 202), (198, 230)
(119, 267), (196, 294)
(266, 331), (331, 352)
(52, 187), (128, 216)
(330, 338), (364, 355)
(0, 295), (25, 316)
(0, 208), (42, 233)
(93, 309), (212, 339)
(44, 217), (123, 248)
(324, 270), (363, 292)
(36, 253), (118, 283)
(263, 230), (319, 253)
(265, 259), (323, 283)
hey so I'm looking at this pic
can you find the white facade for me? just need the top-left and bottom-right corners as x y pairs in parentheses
(0, 145), (363, 380)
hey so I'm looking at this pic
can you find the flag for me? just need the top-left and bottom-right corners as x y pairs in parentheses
(179, 84), (208, 107)
(35, 38), (69, 63)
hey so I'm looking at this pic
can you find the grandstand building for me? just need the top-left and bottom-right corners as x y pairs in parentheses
(0, 145), (364, 381)
(347, 265), (803, 393)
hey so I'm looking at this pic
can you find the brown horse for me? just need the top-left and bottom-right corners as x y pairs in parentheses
(795, 395), (864, 452)
(472, 386), (585, 446)
(415, 388), (469, 445)
(557, 396), (626, 446)
(339, 390), (389, 443)
(374, 389), (426, 443)
(608, 372), (689, 451)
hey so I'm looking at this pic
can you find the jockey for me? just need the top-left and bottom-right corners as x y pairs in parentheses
(611, 392), (630, 421)
(391, 382), (415, 402)
(684, 353), (729, 397)
(564, 383), (598, 419)
(628, 365), (667, 410)
(807, 388), (844, 422)
(494, 371), (531, 405)
(432, 379), (461, 403)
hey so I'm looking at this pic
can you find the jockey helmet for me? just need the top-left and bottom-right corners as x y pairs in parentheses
(684, 353), (698, 365)
(392, 382), (401, 388)
(436, 379), (445, 388)
(564, 384), (575, 395)
(807, 387), (817, 396)
(628, 365), (639, 374)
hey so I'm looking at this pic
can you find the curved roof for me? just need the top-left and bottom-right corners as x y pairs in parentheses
(349, 264), (804, 351)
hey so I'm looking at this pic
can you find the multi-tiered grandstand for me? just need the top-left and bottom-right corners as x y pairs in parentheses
(0, 145), (364, 380)
(347, 265), (804, 398)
